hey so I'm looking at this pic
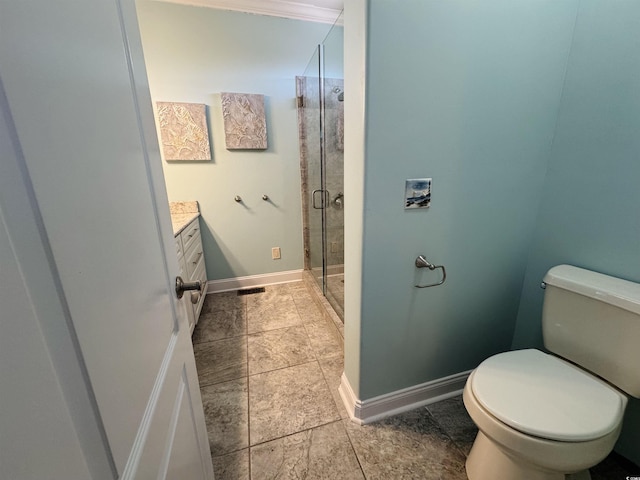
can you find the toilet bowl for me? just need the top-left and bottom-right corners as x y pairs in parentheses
(463, 265), (640, 480)
(463, 350), (626, 480)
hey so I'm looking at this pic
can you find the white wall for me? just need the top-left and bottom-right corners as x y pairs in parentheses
(342, 0), (366, 399)
(137, 2), (331, 280)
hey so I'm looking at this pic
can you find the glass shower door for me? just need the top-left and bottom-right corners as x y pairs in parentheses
(302, 45), (327, 296)
(299, 12), (344, 319)
(321, 13), (345, 318)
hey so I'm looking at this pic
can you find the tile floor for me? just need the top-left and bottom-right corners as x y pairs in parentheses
(193, 281), (639, 480)
(310, 269), (345, 320)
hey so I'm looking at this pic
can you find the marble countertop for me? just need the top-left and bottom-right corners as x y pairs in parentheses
(171, 211), (200, 237)
(169, 201), (200, 236)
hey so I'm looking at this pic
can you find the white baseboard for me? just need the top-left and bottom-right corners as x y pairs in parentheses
(338, 370), (472, 425)
(206, 269), (303, 294)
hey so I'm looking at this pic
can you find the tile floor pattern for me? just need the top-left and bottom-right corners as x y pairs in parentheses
(193, 282), (640, 480)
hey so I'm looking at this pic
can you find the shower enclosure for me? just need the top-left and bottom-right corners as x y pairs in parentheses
(297, 13), (344, 319)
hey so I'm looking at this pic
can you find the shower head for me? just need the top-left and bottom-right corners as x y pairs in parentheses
(338, 91), (344, 102)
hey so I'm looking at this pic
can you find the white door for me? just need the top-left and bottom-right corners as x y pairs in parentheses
(0, 1), (214, 479)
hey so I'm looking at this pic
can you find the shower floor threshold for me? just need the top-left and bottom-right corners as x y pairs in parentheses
(302, 270), (344, 341)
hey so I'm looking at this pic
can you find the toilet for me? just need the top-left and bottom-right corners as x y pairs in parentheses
(463, 265), (640, 480)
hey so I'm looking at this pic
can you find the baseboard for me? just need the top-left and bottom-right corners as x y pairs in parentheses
(206, 269), (304, 294)
(339, 370), (472, 425)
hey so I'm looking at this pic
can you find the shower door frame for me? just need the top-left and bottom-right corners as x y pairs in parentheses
(298, 42), (344, 320)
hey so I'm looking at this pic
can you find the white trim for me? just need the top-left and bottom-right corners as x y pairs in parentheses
(206, 269), (304, 293)
(339, 370), (472, 425)
(121, 333), (179, 479)
(154, 0), (343, 24)
(338, 372), (360, 421)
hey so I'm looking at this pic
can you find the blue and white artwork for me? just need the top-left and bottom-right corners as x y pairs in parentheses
(404, 178), (432, 209)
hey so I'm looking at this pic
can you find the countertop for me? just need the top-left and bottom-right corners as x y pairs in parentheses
(171, 212), (200, 237)
(169, 201), (200, 236)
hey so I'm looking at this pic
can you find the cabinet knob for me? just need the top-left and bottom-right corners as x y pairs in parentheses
(190, 291), (201, 305)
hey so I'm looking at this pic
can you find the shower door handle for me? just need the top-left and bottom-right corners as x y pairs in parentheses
(312, 189), (329, 209)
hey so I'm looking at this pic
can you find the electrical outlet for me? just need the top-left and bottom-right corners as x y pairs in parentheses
(271, 247), (281, 260)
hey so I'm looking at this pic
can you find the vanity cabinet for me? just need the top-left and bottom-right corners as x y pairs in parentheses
(175, 217), (207, 334)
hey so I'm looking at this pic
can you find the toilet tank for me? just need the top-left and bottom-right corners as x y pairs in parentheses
(542, 265), (640, 398)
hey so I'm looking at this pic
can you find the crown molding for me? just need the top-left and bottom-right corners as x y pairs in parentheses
(153, 0), (343, 24)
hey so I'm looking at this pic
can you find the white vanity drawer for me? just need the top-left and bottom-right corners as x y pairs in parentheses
(171, 212), (207, 333)
(180, 219), (200, 254)
(177, 254), (195, 331)
(191, 260), (207, 322)
(175, 235), (183, 259)
(185, 237), (205, 279)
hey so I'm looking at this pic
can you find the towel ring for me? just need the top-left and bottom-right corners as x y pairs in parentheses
(415, 255), (446, 288)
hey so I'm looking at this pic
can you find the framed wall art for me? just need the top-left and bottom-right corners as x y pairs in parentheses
(156, 102), (211, 161)
(405, 178), (432, 209)
(220, 92), (268, 150)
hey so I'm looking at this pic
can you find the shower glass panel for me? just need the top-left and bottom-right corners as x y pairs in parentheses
(301, 46), (326, 300)
(297, 12), (344, 320)
(321, 13), (344, 319)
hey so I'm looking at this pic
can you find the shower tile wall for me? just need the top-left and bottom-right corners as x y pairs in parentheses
(324, 77), (345, 270)
(296, 76), (345, 274)
(295, 75), (318, 272)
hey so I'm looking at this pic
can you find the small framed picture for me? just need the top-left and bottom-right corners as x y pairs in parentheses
(404, 178), (432, 209)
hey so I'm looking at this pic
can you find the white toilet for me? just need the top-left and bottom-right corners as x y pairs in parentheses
(463, 265), (640, 480)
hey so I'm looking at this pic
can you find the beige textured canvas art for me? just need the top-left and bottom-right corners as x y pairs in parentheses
(220, 92), (267, 150)
(156, 102), (211, 161)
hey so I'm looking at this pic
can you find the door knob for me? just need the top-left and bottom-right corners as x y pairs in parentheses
(175, 276), (201, 299)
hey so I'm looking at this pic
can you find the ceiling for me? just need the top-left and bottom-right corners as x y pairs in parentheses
(154, 0), (344, 24)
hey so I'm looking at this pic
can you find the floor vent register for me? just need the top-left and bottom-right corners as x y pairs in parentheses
(237, 287), (266, 296)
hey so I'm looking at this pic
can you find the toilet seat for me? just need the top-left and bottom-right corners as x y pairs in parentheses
(471, 349), (626, 442)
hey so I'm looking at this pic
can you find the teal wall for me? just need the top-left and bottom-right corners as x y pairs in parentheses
(136, 2), (329, 280)
(355, 0), (578, 399)
(511, 0), (640, 463)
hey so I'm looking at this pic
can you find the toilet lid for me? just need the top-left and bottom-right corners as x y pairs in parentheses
(471, 349), (625, 442)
